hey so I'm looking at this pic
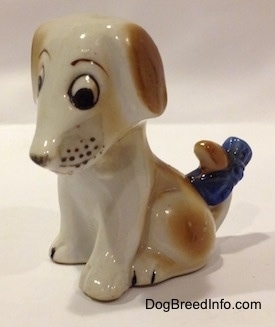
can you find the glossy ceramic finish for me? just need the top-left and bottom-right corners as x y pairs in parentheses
(188, 137), (252, 206)
(29, 15), (252, 301)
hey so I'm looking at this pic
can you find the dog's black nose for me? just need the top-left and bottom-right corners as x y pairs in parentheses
(30, 154), (49, 167)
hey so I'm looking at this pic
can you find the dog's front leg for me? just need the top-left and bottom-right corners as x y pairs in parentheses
(79, 181), (149, 301)
(79, 232), (131, 301)
(79, 209), (145, 301)
(50, 175), (96, 264)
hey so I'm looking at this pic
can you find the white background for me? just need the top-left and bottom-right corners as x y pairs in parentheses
(0, 1), (275, 326)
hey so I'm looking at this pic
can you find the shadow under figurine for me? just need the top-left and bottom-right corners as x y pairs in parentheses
(29, 15), (252, 302)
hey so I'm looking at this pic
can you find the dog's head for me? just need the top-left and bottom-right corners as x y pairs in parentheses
(29, 15), (167, 174)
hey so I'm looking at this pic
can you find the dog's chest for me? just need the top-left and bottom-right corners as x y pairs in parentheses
(58, 170), (112, 218)
(58, 161), (150, 224)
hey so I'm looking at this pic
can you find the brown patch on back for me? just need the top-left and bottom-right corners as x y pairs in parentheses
(126, 23), (167, 115)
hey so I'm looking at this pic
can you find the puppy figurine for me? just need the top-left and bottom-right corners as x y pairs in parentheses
(30, 15), (252, 301)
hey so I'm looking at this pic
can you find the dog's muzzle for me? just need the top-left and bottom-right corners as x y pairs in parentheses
(30, 154), (50, 167)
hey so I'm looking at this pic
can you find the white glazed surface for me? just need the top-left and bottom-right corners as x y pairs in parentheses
(0, 123), (273, 326)
(28, 15), (241, 301)
(0, 0), (274, 324)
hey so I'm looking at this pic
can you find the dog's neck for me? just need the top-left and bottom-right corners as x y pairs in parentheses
(91, 122), (155, 179)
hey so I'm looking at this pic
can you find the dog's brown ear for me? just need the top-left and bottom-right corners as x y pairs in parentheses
(126, 24), (167, 115)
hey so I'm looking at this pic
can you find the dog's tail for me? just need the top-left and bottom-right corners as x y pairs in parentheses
(187, 137), (252, 206)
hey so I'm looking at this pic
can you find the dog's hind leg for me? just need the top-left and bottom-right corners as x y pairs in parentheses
(132, 189), (216, 286)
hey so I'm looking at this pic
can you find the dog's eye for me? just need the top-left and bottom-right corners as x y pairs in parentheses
(37, 66), (45, 95)
(68, 74), (99, 110)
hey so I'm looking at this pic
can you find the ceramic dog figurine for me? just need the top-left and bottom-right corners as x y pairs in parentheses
(30, 15), (252, 301)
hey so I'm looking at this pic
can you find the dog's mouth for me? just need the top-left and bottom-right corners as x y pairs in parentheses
(59, 156), (93, 169)
(58, 138), (105, 171)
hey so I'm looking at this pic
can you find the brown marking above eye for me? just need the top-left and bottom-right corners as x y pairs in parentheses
(31, 26), (47, 87)
(33, 48), (50, 97)
(38, 48), (51, 59)
(71, 58), (108, 76)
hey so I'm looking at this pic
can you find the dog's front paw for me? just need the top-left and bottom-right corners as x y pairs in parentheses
(50, 237), (89, 264)
(79, 261), (131, 301)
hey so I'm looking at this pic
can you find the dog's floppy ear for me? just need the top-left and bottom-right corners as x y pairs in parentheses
(126, 24), (167, 115)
